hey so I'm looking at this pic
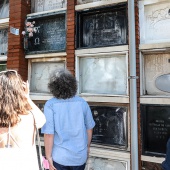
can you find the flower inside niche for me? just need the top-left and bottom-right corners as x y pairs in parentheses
(22, 21), (37, 38)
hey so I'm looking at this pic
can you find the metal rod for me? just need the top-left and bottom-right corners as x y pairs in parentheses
(128, 0), (139, 169)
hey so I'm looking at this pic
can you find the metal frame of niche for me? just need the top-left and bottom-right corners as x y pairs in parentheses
(141, 104), (170, 157)
(76, 2), (128, 49)
(25, 9), (67, 55)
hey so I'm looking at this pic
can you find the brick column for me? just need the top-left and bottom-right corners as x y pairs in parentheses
(66, 0), (76, 75)
(7, 0), (31, 81)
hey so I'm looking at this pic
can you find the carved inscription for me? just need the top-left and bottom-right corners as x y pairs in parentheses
(142, 105), (170, 156)
(0, 28), (8, 56)
(33, 0), (66, 12)
(77, 5), (127, 48)
(27, 14), (66, 54)
(145, 2), (170, 42)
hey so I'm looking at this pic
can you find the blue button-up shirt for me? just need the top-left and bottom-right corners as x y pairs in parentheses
(41, 96), (95, 166)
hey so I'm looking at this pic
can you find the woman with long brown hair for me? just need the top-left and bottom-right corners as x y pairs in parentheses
(0, 70), (46, 169)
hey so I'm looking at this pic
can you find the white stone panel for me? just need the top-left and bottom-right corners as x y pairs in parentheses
(33, 0), (66, 13)
(30, 62), (64, 93)
(79, 55), (127, 95)
(85, 157), (126, 170)
(144, 53), (170, 95)
(140, 1), (170, 43)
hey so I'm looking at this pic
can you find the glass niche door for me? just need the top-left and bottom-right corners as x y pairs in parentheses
(78, 54), (128, 96)
(0, 0), (9, 19)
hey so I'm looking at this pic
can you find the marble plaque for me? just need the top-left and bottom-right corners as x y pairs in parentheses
(0, 0), (9, 19)
(85, 157), (126, 170)
(27, 14), (66, 54)
(0, 28), (8, 56)
(141, 105), (170, 156)
(79, 55), (127, 95)
(30, 62), (64, 93)
(32, 0), (66, 13)
(144, 53), (170, 95)
(141, 2), (170, 43)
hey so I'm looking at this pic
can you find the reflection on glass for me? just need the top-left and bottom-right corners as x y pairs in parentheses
(30, 62), (65, 93)
(32, 0), (67, 13)
(79, 55), (127, 95)
(91, 106), (127, 147)
(0, 0), (9, 19)
(0, 28), (8, 56)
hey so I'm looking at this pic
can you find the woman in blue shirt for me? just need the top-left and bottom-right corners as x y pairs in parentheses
(41, 69), (95, 170)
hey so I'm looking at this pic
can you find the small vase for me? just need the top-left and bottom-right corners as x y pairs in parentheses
(24, 37), (28, 50)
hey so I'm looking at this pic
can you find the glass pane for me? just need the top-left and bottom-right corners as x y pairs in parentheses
(0, 28), (8, 56)
(144, 53), (170, 95)
(0, 63), (6, 71)
(0, 0), (9, 19)
(79, 55), (127, 95)
(32, 0), (67, 13)
(85, 156), (126, 170)
(30, 62), (65, 93)
(91, 106), (127, 147)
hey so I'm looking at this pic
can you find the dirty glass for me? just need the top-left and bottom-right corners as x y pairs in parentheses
(0, 28), (8, 56)
(0, 0), (9, 19)
(79, 55), (127, 95)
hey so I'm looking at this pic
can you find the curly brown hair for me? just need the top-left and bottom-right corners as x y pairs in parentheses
(48, 69), (77, 99)
(0, 70), (32, 128)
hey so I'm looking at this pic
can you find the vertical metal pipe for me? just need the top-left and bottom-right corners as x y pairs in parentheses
(128, 0), (139, 170)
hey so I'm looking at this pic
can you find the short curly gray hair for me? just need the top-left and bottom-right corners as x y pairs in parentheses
(48, 69), (77, 99)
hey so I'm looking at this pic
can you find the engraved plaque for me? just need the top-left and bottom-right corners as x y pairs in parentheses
(85, 156), (127, 170)
(30, 62), (65, 93)
(91, 106), (127, 148)
(26, 13), (66, 54)
(144, 2), (170, 43)
(0, 28), (8, 56)
(76, 4), (127, 48)
(0, 0), (9, 19)
(144, 53), (170, 95)
(32, 0), (66, 13)
(141, 105), (170, 156)
(79, 55), (127, 95)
